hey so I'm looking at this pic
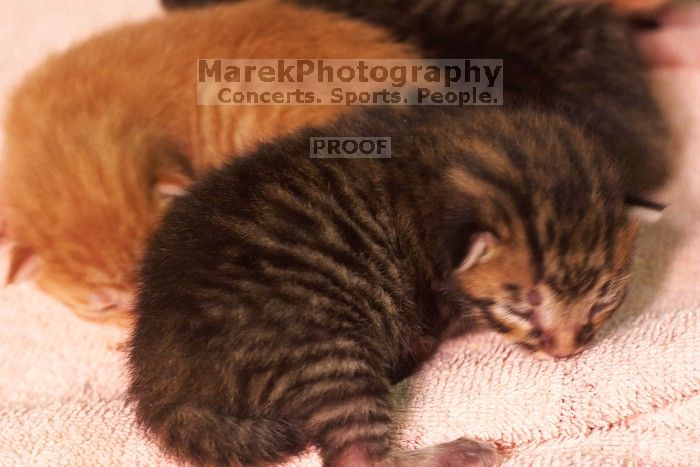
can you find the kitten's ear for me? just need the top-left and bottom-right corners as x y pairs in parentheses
(154, 170), (193, 200)
(151, 140), (194, 202)
(455, 232), (500, 272)
(4, 243), (42, 285)
(625, 195), (666, 223)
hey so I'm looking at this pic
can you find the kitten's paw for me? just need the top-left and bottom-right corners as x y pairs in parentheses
(397, 437), (500, 467)
(431, 438), (500, 467)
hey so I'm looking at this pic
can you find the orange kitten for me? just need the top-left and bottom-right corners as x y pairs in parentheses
(2, 0), (417, 324)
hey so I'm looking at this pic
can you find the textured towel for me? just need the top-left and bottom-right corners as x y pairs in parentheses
(1, 2), (699, 466)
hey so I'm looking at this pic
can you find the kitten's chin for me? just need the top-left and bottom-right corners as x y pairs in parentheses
(528, 346), (586, 360)
(511, 340), (586, 360)
(531, 350), (555, 361)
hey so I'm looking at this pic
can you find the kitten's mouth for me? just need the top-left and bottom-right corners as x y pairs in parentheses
(515, 341), (586, 360)
(541, 347), (586, 359)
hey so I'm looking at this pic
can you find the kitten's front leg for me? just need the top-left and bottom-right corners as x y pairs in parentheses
(394, 438), (500, 467)
(292, 365), (499, 466)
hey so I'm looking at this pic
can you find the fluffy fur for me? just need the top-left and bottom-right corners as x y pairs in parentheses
(129, 105), (644, 466)
(1, 0), (417, 323)
(129, 0), (668, 465)
(164, 0), (671, 197)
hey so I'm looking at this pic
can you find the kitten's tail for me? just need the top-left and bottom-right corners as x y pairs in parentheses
(139, 404), (306, 465)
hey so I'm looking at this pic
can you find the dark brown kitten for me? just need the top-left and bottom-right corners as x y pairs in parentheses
(128, 104), (658, 466)
(291, 0), (672, 197)
(128, 1), (668, 465)
(164, 0), (671, 197)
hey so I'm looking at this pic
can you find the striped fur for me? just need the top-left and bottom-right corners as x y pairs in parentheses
(128, 0), (670, 464)
(288, 0), (671, 197)
(129, 104), (641, 466)
(165, 0), (670, 197)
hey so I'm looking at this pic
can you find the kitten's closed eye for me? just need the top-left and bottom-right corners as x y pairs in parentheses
(590, 301), (612, 317)
(589, 294), (624, 325)
(577, 323), (595, 346)
(625, 195), (666, 223)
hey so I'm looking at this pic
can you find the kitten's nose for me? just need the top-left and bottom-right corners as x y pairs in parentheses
(539, 329), (581, 358)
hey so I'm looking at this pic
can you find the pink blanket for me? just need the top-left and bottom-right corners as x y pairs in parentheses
(1, 2), (699, 465)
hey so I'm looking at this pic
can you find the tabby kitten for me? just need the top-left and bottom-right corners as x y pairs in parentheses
(165, 0), (671, 197)
(129, 104), (658, 466)
(128, 0), (669, 464)
(1, 0), (418, 323)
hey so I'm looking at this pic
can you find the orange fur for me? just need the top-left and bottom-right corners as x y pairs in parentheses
(2, 0), (418, 324)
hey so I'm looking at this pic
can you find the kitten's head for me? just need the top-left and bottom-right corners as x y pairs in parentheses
(3, 118), (192, 324)
(441, 112), (663, 357)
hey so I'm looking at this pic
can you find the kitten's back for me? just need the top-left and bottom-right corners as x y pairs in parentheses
(166, 0), (670, 196)
(129, 104), (633, 466)
(1, 0), (418, 321)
